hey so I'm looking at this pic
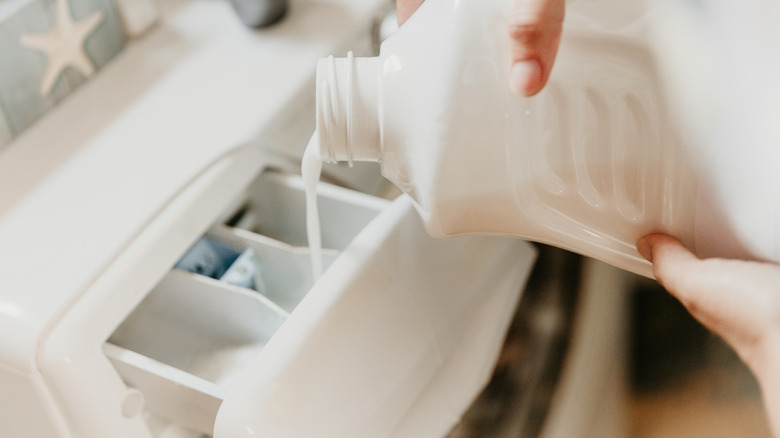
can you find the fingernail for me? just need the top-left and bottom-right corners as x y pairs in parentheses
(510, 60), (542, 96)
(637, 237), (653, 262)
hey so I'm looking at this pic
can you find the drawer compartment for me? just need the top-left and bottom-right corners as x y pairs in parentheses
(231, 170), (389, 250)
(106, 269), (287, 434)
(108, 270), (287, 386)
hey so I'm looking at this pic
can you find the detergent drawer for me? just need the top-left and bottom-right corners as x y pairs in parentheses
(104, 169), (388, 435)
(101, 164), (537, 438)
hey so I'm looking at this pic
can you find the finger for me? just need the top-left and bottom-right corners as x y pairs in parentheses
(507, 0), (565, 96)
(638, 234), (747, 330)
(637, 233), (703, 295)
(637, 234), (780, 358)
(396, 0), (425, 26)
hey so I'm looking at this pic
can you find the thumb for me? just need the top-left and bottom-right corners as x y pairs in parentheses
(507, 0), (565, 96)
(637, 234), (780, 361)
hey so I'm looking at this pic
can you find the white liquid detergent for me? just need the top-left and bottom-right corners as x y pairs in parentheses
(310, 0), (780, 278)
(302, 134), (323, 280)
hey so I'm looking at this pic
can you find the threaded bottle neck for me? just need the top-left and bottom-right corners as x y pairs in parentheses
(316, 52), (381, 164)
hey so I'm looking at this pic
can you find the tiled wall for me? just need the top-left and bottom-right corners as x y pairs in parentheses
(0, 0), (126, 150)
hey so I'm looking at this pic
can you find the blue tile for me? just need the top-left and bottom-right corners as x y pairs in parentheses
(0, 0), (29, 23)
(0, 0), (71, 134)
(0, 0), (125, 134)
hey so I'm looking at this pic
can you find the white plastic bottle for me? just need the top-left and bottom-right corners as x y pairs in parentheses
(313, 0), (779, 277)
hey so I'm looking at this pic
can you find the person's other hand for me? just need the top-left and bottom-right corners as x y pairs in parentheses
(395, 0), (565, 96)
(638, 233), (780, 435)
(396, 0), (424, 26)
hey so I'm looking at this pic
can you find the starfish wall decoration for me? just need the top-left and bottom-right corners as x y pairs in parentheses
(19, 0), (104, 96)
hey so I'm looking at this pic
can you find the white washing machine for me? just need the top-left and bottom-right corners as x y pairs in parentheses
(0, 0), (630, 436)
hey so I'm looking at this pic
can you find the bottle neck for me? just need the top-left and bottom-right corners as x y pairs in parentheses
(316, 52), (382, 164)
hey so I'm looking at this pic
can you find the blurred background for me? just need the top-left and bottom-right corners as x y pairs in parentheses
(448, 244), (773, 438)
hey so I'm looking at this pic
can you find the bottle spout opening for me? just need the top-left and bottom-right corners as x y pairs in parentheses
(316, 52), (382, 165)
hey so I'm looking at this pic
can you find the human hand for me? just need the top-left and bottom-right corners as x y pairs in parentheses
(395, 0), (565, 96)
(395, 0), (424, 26)
(637, 233), (780, 436)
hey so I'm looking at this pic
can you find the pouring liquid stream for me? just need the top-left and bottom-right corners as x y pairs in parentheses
(303, 134), (324, 280)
